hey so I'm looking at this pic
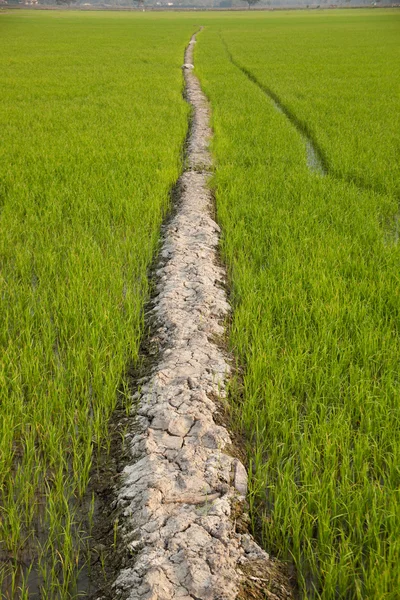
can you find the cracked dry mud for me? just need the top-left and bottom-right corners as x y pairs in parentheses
(113, 32), (295, 600)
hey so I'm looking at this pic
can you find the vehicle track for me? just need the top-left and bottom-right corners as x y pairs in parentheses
(222, 34), (400, 225)
(220, 37), (327, 177)
(223, 43), (400, 245)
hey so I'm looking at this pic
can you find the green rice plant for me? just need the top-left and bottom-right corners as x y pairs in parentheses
(196, 12), (400, 598)
(217, 9), (400, 199)
(2, 9), (399, 599)
(0, 11), (196, 597)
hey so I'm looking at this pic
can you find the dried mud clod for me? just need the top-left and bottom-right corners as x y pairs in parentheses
(109, 30), (296, 600)
(238, 558), (296, 600)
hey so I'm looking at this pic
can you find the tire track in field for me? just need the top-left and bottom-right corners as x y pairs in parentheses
(111, 29), (295, 600)
(222, 38), (400, 245)
(223, 37), (400, 198)
(221, 37), (327, 177)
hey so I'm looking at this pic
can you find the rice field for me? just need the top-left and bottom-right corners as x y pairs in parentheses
(0, 12), (194, 597)
(196, 10), (400, 599)
(1, 8), (399, 600)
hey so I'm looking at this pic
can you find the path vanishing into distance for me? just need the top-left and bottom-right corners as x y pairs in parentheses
(2, 12), (398, 600)
(111, 31), (294, 600)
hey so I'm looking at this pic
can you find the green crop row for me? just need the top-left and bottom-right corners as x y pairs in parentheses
(0, 12), (194, 598)
(196, 13), (400, 598)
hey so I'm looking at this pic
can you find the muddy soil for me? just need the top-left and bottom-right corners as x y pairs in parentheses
(87, 30), (297, 600)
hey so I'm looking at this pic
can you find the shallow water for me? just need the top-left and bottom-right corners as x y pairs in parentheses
(305, 139), (326, 176)
(269, 93), (326, 176)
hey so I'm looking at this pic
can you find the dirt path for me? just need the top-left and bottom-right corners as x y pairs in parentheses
(113, 31), (295, 600)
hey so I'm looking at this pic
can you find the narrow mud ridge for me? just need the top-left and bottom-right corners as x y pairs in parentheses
(112, 30), (295, 600)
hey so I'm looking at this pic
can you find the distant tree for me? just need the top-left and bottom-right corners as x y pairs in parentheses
(134, 0), (144, 8)
(246, 0), (261, 8)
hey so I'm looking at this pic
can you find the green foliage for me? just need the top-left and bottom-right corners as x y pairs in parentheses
(222, 10), (400, 198)
(195, 11), (400, 598)
(0, 11), (194, 597)
(1, 9), (399, 599)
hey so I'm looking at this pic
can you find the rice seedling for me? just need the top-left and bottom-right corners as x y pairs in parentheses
(218, 9), (400, 199)
(0, 11), (195, 597)
(2, 8), (399, 599)
(195, 11), (400, 598)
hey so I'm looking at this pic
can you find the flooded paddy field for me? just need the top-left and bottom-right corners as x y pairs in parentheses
(1, 8), (399, 600)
